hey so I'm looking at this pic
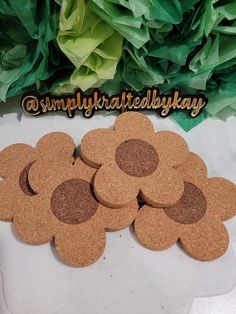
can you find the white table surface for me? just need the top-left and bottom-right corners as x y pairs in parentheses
(0, 97), (236, 314)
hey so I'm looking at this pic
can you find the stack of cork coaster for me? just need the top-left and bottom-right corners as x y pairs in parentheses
(0, 112), (236, 267)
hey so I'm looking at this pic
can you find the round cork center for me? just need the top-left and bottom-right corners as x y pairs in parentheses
(19, 162), (35, 196)
(51, 179), (99, 225)
(115, 139), (159, 177)
(164, 182), (207, 224)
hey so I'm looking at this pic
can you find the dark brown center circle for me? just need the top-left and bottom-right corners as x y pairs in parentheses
(115, 139), (159, 177)
(164, 182), (207, 224)
(19, 162), (36, 196)
(51, 179), (99, 224)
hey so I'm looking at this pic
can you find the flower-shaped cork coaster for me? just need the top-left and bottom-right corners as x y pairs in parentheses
(80, 112), (189, 208)
(0, 132), (75, 221)
(13, 159), (138, 267)
(134, 153), (236, 261)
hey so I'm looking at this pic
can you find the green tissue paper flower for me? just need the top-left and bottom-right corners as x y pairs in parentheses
(89, 0), (199, 49)
(100, 0), (236, 130)
(55, 0), (123, 92)
(0, 0), (71, 101)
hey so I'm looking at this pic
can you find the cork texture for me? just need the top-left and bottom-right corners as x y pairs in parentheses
(81, 111), (189, 208)
(51, 179), (99, 224)
(115, 139), (159, 177)
(13, 159), (138, 267)
(134, 153), (236, 261)
(1, 118), (235, 265)
(19, 162), (36, 196)
(164, 182), (207, 224)
(0, 132), (75, 221)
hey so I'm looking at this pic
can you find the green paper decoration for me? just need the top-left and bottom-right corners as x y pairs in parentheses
(0, 0), (72, 102)
(1, 0), (236, 130)
(55, 0), (123, 92)
(98, 0), (236, 130)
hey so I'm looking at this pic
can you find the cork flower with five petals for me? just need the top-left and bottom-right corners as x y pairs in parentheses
(134, 153), (236, 261)
(81, 112), (189, 208)
(0, 132), (75, 221)
(13, 159), (138, 267)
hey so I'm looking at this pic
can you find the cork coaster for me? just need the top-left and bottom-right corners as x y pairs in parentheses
(13, 159), (138, 267)
(80, 112), (189, 208)
(134, 153), (236, 261)
(0, 132), (75, 221)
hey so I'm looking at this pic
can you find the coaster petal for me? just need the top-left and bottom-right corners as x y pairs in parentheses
(101, 199), (138, 231)
(94, 164), (139, 208)
(114, 111), (155, 135)
(204, 177), (236, 221)
(153, 131), (189, 167)
(13, 196), (53, 244)
(0, 178), (18, 221)
(55, 222), (106, 267)
(0, 144), (34, 177)
(175, 152), (208, 187)
(140, 168), (184, 207)
(80, 129), (114, 167)
(28, 159), (74, 193)
(73, 158), (97, 180)
(180, 216), (229, 261)
(134, 206), (180, 250)
(36, 132), (75, 159)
